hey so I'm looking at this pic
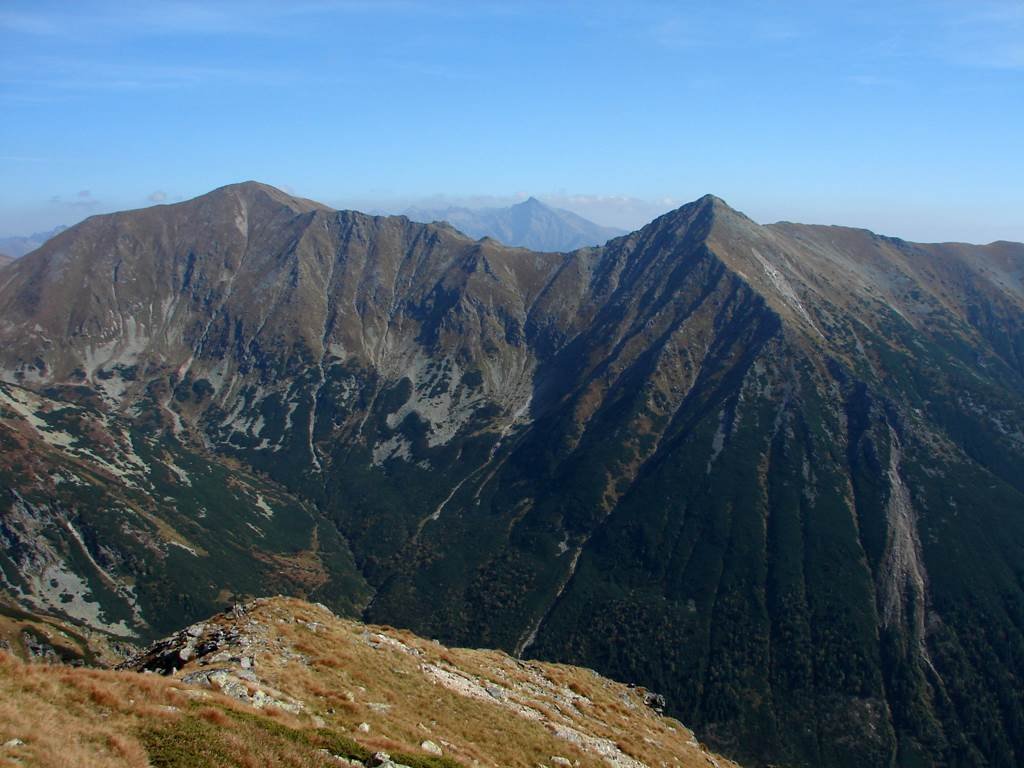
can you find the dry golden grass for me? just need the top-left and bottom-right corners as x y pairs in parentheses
(0, 598), (742, 768)
(202, 597), (740, 768)
(0, 652), (167, 768)
(0, 651), (336, 768)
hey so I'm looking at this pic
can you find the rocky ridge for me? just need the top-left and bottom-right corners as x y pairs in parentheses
(0, 596), (741, 768)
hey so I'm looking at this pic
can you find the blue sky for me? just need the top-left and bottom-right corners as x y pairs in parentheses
(1, 1), (1022, 242)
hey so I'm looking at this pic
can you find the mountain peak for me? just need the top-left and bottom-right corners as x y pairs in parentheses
(682, 193), (739, 218)
(406, 196), (624, 250)
(515, 195), (547, 210)
(203, 180), (332, 214)
(697, 193), (736, 213)
(641, 193), (742, 236)
(0, 224), (68, 259)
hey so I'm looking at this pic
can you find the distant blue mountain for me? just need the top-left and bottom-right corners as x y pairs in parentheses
(0, 224), (68, 259)
(405, 197), (625, 251)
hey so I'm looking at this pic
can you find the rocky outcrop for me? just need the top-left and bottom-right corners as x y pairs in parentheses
(121, 601), (307, 714)
(111, 597), (741, 768)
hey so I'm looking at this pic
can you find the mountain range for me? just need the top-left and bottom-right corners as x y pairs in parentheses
(0, 181), (1022, 768)
(404, 197), (626, 251)
(0, 224), (66, 260)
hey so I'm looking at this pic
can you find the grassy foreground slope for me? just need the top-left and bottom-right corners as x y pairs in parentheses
(0, 597), (739, 768)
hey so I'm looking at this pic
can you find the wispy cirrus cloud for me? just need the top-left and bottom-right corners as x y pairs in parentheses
(0, 55), (296, 95)
(638, 1), (1024, 74)
(937, 0), (1024, 69)
(0, 2), (348, 40)
(846, 74), (900, 87)
(49, 190), (101, 210)
(0, 1), (506, 95)
(0, 10), (63, 35)
(0, 1), (527, 41)
(640, 5), (807, 51)
(377, 57), (483, 82)
(859, 0), (1024, 71)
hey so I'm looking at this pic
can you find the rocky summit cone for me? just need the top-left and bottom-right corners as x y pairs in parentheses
(0, 182), (1023, 767)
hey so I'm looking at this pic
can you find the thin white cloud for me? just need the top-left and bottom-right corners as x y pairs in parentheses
(0, 155), (51, 162)
(0, 1), (530, 41)
(928, 0), (1024, 70)
(1, 56), (295, 94)
(647, 16), (707, 50)
(378, 57), (482, 82)
(632, 5), (809, 52)
(49, 190), (101, 210)
(846, 74), (900, 87)
(0, 10), (61, 35)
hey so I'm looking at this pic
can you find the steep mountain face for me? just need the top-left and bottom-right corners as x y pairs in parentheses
(405, 197), (626, 251)
(0, 224), (66, 259)
(0, 182), (1022, 768)
(0, 380), (370, 639)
